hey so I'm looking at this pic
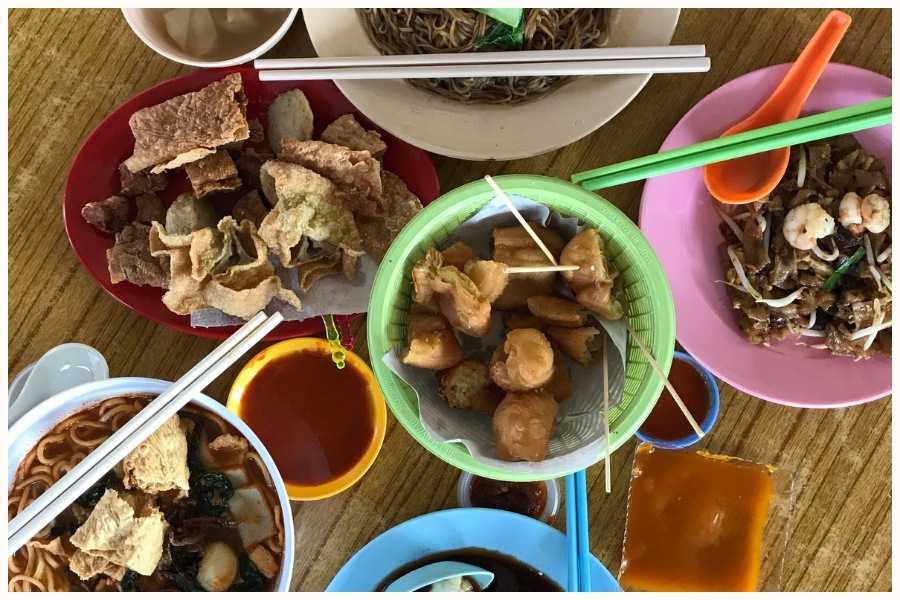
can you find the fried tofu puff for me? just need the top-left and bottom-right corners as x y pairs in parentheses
(492, 224), (566, 309)
(400, 312), (465, 370)
(560, 229), (628, 320)
(441, 241), (474, 271)
(526, 295), (589, 328)
(412, 248), (492, 337)
(463, 259), (509, 304)
(439, 359), (505, 413)
(490, 328), (555, 392)
(542, 347), (573, 403)
(492, 390), (558, 462)
(547, 325), (604, 367)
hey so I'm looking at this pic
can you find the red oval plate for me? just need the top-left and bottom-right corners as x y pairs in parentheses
(63, 67), (440, 341)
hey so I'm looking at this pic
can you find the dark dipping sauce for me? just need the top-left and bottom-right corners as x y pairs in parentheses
(638, 357), (710, 441)
(239, 349), (375, 486)
(469, 476), (547, 521)
(375, 548), (563, 592)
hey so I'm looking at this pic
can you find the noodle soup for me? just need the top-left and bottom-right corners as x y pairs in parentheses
(8, 386), (292, 592)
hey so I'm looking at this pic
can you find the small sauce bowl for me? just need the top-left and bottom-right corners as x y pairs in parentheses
(457, 471), (560, 526)
(227, 337), (387, 501)
(635, 351), (720, 449)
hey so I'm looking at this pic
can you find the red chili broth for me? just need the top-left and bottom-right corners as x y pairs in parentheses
(638, 358), (710, 440)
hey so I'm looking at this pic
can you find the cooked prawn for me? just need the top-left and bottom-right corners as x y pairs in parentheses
(783, 203), (835, 250)
(839, 192), (891, 234)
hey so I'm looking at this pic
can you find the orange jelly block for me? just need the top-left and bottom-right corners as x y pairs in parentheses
(619, 443), (775, 592)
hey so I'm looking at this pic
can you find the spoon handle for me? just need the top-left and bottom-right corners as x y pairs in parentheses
(322, 314), (347, 369)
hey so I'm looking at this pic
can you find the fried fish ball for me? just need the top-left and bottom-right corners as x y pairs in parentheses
(560, 229), (628, 320)
(464, 259), (509, 304)
(542, 347), (573, 403)
(493, 224), (566, 309)
(492, 390), (559, 462)
(490, 328), (555, 392)
(401, 312), (465, 370)
(441, 241), (474, 271)
(546, 325), (604, 367)
(502, 308), (548, 332)
(439, 359), (505, 413)
(412, 248), (492, 337)
(526, 295), (589, 328)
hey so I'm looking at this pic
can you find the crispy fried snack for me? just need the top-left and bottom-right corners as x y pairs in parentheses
(464, 259), (509, 304)
(489, 328), (555, 392)
(492, 223), (566, 309)
(542, 347), (573, 403)
(441, 241), (474, 271)
(527, 295), (589, 328)
(184, 149), (242, 198)
(411, 248), (492, 337)
(355, 171), (423, 262)
(502, 308), (548, 332)
(546, 325), (604, 367)
(321, 114), (387, 160)
(439, 359), (504, 413)
(400, 312), (465, 370)
(492, 390), (558, 462)
(560, 229), (628, 320)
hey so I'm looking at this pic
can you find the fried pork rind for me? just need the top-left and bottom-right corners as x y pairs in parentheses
(492, 223), (566, 309)
(489, 328), (555, 392)
(125, 73), (249, 174)
(258, 160), (364, 290)
(542, 347), (573, 403)
(135, 194), (166, 224)
(464, 259), (509, 304)
(492, 390), (558, 462)
(184, 148), (242, 198)
(82, 195), (132, 234)
(355, 171), (423, 261)
(439, 359), (504, 413)
(560, 229), (628, 320)
(546, 325), (604, 367)
(401, 312), (465, 370)
(321, 113), (388, 160)
(119, 162), (167, 197)
(441, 241), (474, 271)
(279, 137), (384, 216)
(165, 193), (220, 235)
(411, 248), (492, 337)
(527, 295), (589, 328)
(106, 222), (170, 288)
(231, 189), (269, 229)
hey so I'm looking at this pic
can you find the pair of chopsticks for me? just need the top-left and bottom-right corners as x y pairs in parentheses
(572, 96), (892, 191)
(7, 311), (284, 557)
(255, 45), (710, 81)
(565, 470), (592, 592)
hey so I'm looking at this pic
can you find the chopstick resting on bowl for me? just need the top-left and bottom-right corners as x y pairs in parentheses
(565, 470), (592, 592)
(572, 96), (892, 191)
(256, 46), (710, 81)
(7, 311), (284, 558)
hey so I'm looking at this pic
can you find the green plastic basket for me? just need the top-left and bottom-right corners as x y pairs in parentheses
(367, 175), (675, 481)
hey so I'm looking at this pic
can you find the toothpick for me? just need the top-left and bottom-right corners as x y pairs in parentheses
(503, 265), (580, 274)
(484, 175), (559, 266)
(603, 334), (611, 494)
(624, 319), (704, 438)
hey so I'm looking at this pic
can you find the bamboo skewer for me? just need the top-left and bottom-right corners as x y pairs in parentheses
(484, 175), (560, 266)
(503, 265), (580, 274)
(603, 334), (611, 493)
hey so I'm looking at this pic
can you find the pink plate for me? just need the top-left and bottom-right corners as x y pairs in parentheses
(639, 63), (891, 408)
(63, 67), (440, 341)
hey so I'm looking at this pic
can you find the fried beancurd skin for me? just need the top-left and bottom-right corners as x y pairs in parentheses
(439, 359), (505, 413)
(492, 390), (559, 462)
(490, 328), (556, 392)
(441, 241), (474, 271)
(527, 295), (589, 328)
(493, 223), (566, 309)
(560, 229), (628, 320)
(401, 312), (465, 370)
(547, 326), (604, 367)
(464, 259), (509, 304)
(542, 347), (573, 403)
(411, 248), (492, 337)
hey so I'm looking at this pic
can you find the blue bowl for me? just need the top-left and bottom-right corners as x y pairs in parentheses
(634, 351), (720, 450)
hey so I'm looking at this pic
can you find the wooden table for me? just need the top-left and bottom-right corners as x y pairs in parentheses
(8, 8), (891, 592)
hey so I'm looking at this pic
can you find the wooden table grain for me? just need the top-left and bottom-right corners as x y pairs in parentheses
(7, 8), (892, 592)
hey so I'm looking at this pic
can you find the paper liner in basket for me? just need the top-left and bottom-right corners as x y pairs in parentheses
(382, 195), (628, 476)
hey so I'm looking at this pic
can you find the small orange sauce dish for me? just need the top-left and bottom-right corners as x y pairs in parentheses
(227, 337), (387, 501)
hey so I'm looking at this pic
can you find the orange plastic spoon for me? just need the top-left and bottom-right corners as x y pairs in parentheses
(703, 10), (852, 204)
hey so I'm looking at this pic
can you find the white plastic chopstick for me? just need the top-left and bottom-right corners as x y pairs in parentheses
(254, 45), (707, 69)
(258, 56), (710, 81)
(7, 311), (284, 557)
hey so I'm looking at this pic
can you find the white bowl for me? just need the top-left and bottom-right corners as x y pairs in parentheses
(122, 8), (299, 68)
(7, 377), (295, 592)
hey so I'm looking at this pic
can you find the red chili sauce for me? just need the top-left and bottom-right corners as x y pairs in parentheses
(238, 349), (375, 487)
(469, 476), (547, 521)
(638, 357), (710, 441)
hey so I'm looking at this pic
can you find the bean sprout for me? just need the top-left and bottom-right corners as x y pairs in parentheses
(718, 210), (744, 242)
(797, 146), (808, 187)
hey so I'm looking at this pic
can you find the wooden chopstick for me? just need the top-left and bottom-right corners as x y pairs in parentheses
(257, 56), (710, 81)
(254, 45), (708, 70)
(7, 311), (284, 557)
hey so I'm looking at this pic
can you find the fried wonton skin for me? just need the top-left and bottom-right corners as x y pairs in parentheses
(463, 259), (509, 304)
(489, 328), (555, 393)
(125, 73), (249, 174)
(401, 312), (465, 370)
(321, 113), (387, 160)
(439, 359), (504, 413)
(492, 223), (566, 309)
(527, 295), (589, 328)
(560, 229), (628, 320)
(107, 222), (170, 288)
(546, 325), (604, 367)
(493, 390), (558, 462)
(165, 193), (220, 236)
(441, 241), (474, 271)
(411, 248), (492, 338)
(184, 149), (242, 198)
(355, 171), (423, 262)
(542, 347), (573, 403)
